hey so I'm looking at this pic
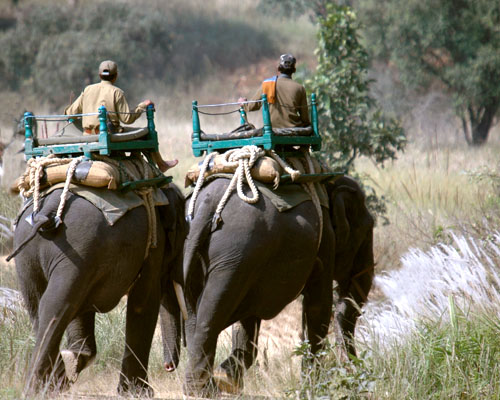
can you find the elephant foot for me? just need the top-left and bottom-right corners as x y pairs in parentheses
(183, 376), (220, 398)
(61, 350), (78, 382)
(213, 368), (242, 394)
(117, 378), (154, 398)
(25, 367), (70, 397)
(61, 349), (95, 382)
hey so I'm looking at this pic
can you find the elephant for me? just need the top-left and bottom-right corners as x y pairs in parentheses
(325, 175), (375, 361)
(179, 177), (336, 396)
(166, 174), (375, 396)
(9, 183), (187, 396)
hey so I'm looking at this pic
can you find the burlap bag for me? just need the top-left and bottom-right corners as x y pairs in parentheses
(185, 155), (283, 187)
(16, 160), (120, 193)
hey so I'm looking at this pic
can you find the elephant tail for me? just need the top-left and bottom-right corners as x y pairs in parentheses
(183, 215), (212, 286)
(6, 214), (51, 262)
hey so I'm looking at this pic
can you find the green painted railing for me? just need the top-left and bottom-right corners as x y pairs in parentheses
(24, 105), (159, 160)
(191, 93), (322, 157)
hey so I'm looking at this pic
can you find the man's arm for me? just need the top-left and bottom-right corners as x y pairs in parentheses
(241, 87), (263, 112)
(64, 92), (83, 116)
(114, 91), (150, 125)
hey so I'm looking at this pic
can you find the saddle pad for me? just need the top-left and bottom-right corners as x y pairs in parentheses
(17, 182), (169, 226)
(186, 175), (328, 212)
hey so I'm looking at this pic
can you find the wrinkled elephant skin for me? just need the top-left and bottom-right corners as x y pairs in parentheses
(13, 185), (186, 396)
(326, 176), (375, 361)
(181, 178), (335, 396)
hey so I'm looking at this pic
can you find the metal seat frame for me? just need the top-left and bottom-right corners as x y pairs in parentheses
(191, 93), (322, 157)
(22, 104), (171, 191)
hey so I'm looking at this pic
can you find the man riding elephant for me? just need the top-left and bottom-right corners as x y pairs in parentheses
(238, 53), (310, 128)
(65, 60), (178, 172)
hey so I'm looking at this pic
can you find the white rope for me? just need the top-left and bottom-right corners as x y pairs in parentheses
(20, 155), (77, 213)
(55, 156), (84, 222)
(212, 146), (264, 221)
(187, 151), (219, 221)
(188, 146), (304, 225)
(266, 151), (301, 181)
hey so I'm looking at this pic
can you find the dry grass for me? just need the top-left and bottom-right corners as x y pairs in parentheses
(356, 141), (500, 273)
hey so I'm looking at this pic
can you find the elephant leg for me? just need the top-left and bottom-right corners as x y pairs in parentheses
(334, 237), (374, 360)
(302, 259), (334, 355)
(117, 268), (161, 398)
(62, 312), (97, 382)
(217, 317), (261, 393)
(15, 260), (46, 333)
(26, 275), (81, 394)
(159, 284), (181, 372)
(183, 271), (243, 397)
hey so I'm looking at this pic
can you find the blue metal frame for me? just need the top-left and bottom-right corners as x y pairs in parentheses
(191, 93), (322, 157)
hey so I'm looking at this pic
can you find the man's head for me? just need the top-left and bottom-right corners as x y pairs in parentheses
(278, 53), (296, 75)
(99, 60), (118, 82)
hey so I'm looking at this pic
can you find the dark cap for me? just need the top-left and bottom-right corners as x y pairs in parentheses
(279, 54), (296, 69)
(99, 60), (118, 76)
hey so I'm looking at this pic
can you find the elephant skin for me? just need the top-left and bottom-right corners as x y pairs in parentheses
(325, 176), (375, 361)
(181, 178), (335, 396)
(12, 184), (186, 396)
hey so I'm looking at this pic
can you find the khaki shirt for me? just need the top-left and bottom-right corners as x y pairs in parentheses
(65, 80), (146, 131)
(245, 75), (310, 129)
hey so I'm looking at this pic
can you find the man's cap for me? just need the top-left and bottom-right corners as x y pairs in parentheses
(279, 53), (296, 69)
(99, 60), (118, 76)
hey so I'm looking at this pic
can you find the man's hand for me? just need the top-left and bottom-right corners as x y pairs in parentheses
(237, 97), (247, 105)
(138, 99), (154, 110)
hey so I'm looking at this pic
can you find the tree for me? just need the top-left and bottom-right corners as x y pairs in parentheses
(305, 4), (406, 219)
(307, 4), (405, 171)
(360, 0), (500, 146)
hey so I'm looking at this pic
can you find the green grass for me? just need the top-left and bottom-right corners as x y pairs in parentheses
(289, 304), (500, 399)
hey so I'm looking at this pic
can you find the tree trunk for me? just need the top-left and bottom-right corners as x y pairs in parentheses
(464, 102), (499, 146)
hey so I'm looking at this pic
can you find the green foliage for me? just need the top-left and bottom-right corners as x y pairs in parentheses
(360, 0), (500, 145)
(291, 341), (377, 399)
(305, 5), (406, 174)
(288, 304), (500, 399)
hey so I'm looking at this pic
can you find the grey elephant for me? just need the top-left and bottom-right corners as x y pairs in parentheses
(9, 184), (187, 396)
(222, 176), (375, 372)
(167, 174), (375, 396)
(180, 177), (336, 396)
(325, 175), (375, 361)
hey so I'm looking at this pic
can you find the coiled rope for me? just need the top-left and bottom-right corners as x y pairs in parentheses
(187, 146), (266, 225)
(19, 155), (84, 221)
(187, 147), (324, 249)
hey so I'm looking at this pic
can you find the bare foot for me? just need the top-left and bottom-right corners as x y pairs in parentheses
(157, 159), (178, 172)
